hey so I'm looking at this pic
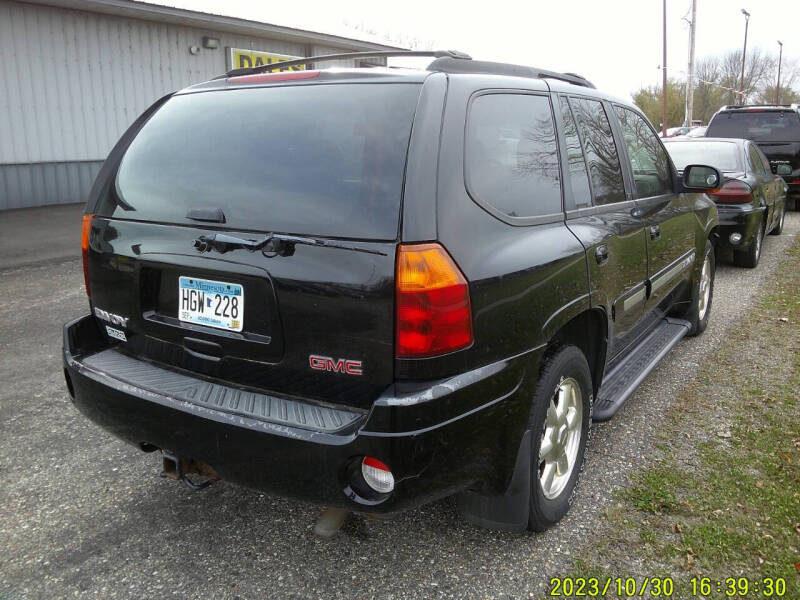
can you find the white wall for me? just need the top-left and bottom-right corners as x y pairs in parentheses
(0, 0), (346, 164)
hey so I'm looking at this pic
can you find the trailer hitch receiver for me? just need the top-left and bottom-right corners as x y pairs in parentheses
(162, 452), (219, 491)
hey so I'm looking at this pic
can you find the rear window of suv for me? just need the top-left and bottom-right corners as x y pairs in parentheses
(104, 83), (421, 240)
(706, 110), (800, 142)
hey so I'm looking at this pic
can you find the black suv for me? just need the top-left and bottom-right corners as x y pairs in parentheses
(706, 104), (800, 209)
(63, 51), (722, 532)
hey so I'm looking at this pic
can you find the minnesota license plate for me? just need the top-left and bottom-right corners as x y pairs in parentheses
(178, 276), (244, 332)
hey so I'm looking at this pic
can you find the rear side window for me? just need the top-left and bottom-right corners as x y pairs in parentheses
(570, 98), (626, 205)
(105, 84), (421, 240)
(614, 106), (673, 198)
(747, 144), (767, 176)
(707, 110), (800, 142)
(559, 96), (592, 209)
(465, 93), (561, 218)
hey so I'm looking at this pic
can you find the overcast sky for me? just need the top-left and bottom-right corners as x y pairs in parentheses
(168, 0), (798, 100)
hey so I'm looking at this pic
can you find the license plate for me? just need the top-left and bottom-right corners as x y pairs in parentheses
(178, 276), (244, 332)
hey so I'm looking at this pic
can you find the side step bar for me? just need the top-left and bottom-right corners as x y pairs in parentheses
(593, 317), (691, 421)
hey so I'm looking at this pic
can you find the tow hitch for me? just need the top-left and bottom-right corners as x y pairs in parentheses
(161, 452), (219, 491)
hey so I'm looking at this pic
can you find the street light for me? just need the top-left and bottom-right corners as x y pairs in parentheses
(776, 41), (784, 105)
(739, 9), (750, 105)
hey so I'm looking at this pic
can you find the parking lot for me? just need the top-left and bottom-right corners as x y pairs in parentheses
(0, 205), (796, 599)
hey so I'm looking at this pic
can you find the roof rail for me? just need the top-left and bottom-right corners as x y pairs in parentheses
(426, 57), (595, 88)
(218, 49), (595, 89)
(221, 49), (472, 78)
(719, 103), (799, 110)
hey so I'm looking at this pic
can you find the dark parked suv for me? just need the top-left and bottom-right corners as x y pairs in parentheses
(706, 104), (800, 209)
(63, 51), (722, 532)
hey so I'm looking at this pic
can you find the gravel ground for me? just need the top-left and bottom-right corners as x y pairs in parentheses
(1, 213), (797, 600)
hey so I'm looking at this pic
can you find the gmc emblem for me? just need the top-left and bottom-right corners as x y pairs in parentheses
(309, 354), (363, 376)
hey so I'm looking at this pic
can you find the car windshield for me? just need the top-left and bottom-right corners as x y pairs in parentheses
(106, 83), (422, 240)
(706, 110), (800, 142)
(665, 141), (742, 172)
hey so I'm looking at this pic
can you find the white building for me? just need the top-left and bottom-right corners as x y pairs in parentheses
(0, 0), (399, 210)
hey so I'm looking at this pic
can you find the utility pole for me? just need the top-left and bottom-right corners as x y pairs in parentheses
(739, 9), (750, 105)
(685, 0), (697, 126)
(662, 0), (668, 136)
(776, 40), (783, 104)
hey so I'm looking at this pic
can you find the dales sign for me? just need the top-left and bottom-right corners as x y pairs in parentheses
(227, 48), (305, 71)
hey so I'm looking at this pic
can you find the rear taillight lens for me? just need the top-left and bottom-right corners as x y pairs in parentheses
(81, 214), (93, 297)
(395, 243), (473, 358)
(708, 180), (753, 204)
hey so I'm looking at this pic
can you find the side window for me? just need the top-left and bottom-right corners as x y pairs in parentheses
(756, 147), (772, 175)
(570, 98), (626, 205)
(747, 144), (767, 176)
(558, 96), (592, 209)
(465, 93), (561, 218)
(614, 107), (673, 198)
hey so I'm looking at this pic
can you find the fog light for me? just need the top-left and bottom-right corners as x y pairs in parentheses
(361, 457), (394, 493)
(729, 232), (743, 244)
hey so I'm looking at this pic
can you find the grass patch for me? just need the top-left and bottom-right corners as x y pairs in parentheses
(556, 238), (800, 598)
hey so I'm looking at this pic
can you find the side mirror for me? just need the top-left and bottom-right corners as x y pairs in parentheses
(683, 164), (722, 190)
(776, 164), (792, 176)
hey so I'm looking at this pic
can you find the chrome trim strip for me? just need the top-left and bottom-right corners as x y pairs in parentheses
(650, 249), (696, 295)
(623, 287), (646, 311)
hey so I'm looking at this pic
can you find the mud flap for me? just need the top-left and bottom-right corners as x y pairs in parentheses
(456, 430), (531, 532)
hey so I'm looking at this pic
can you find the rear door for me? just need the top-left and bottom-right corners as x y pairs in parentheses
(89, 81), (424, 410)
(612, 105), (695, 315)
(559, 95), (649, 360)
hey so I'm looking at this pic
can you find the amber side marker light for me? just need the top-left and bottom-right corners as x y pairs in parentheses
(395, 243), (473, 358)
(81, 214), (93, 298)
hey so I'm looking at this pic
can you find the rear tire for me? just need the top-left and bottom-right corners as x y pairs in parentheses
(734, 218), (763, 268)
(528, 345), (592, 532)
(684, 240), (715, 337)
(769, 205), (785, 236)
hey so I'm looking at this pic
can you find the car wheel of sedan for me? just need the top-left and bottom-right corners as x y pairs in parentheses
(769, 205), (785, 236)
(734, 219), (763, 268)
(528, 345), (592, 532)
(685, 240), (715, 337)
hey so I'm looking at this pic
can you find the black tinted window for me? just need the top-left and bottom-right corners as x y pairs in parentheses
(559, 97), (592, 209)
(706, 110), (800, 142)
(465, 93), (561, 218)
(747, 144), (767, 176)
(614, 107), (673, 198)
(571, 98), (626, 205)
(107, 84), (421, 239)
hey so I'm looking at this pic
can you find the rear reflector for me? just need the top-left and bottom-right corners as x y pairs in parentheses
(361, 457), (394, 494)
(81, 214), (93, 298)
(395, 243), (473, 358)
(226, 70), (319, 84)
(708, 180), (753, 204)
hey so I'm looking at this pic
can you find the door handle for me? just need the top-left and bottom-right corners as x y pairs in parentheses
(649, 225), (661, 240)
(595, 244), (609, 265)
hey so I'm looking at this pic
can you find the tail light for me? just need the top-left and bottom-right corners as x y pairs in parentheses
(226, 70), (319, 84)
(81, 214), (93, 297)
(395, 243), (473, 358)
(708, 180), (752, 204)
(361, 457), (394, 494)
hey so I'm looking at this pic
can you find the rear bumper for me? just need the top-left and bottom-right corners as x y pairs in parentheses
(63, 315), (536, 514)
(715, 204), (765, 249)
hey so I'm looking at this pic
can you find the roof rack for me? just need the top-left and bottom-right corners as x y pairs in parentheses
(221, 50), (472, 78)
(719, 103), (799, 111)
(426, 57), (595, 88)
(219, 49), (595, 89)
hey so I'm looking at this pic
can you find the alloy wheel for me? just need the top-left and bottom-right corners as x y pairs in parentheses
(538, 377), (583, 500)
(698, 253), (712, 322)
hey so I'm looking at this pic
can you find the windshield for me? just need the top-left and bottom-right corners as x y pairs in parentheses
(106, 83), (422, 240)
(665, 141), (741, 172)
(706, 110), (800, 143)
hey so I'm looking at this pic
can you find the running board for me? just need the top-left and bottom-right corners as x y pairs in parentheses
(593, 318), (691, 421)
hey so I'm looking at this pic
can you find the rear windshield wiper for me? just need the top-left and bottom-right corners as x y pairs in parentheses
(193, 232), (387, 256)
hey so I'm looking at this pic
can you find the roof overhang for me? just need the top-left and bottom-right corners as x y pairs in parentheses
(18, 0), (405, 52)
